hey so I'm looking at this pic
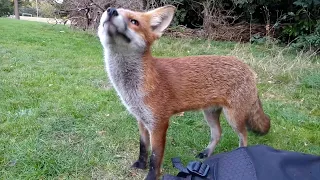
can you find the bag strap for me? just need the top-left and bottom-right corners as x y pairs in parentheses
(172, 157), (189, 174)
(171, 157), (210, 178)
(187, 161), (210, 177)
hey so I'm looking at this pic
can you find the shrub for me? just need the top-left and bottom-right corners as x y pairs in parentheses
(292, 21), (320, 52)
(38, 2), (56, 18)
(0, 0), (13, 17)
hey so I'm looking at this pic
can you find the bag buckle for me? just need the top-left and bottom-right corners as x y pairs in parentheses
(187, 161), (210, 177)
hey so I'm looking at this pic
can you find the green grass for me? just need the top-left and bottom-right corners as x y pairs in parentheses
(0, 18), (319, 179)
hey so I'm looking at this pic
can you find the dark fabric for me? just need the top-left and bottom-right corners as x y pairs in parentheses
(212, 148), (256, 180)
(162, 145), (320, 180)
(246, 145), (320, 180)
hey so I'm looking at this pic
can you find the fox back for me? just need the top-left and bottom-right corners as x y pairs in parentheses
(98, 6), (270, 180)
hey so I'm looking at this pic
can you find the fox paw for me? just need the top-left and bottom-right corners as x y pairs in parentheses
(196, 149), (210, 159)
(131, 160), (147, 170)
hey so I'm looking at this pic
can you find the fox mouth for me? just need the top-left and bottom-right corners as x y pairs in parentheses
(104, 20), (131, 43)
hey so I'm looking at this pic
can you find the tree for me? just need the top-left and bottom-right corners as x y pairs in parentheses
(14, 0), (20, 19)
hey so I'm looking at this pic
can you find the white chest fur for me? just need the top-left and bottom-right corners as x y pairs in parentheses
(104, 51), (154, 128)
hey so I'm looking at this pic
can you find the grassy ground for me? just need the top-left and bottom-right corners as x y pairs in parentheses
(0, 18), (319, 179)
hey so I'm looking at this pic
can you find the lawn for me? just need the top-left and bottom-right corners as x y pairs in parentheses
(0, 18), (319, 179)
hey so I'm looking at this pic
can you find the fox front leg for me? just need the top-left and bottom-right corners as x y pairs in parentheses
(145, 121), (169, 180)
(132, 121), (150, 169)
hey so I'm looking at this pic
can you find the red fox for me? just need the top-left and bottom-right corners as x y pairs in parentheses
(98, 5), (270, 180)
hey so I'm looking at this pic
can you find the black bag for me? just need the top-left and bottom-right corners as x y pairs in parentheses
(162, 145), (320, 180)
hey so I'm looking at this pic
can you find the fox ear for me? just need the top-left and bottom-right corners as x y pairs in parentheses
(147, 5), (176, 37)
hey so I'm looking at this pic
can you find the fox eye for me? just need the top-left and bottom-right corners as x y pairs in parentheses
(130, 19), (139, 26)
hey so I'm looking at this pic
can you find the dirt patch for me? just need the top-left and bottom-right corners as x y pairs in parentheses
(165, 23), (269, 42)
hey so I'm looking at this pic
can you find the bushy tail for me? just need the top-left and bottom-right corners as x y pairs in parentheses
(246, 96), (270, 135)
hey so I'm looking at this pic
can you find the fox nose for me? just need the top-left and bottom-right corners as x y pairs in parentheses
(107, 7), (118, 17)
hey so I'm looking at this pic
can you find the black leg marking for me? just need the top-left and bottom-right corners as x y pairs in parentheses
(132, 136), (148, 169)
(196, 148), (210, 159)
(145, 152), (157, 180)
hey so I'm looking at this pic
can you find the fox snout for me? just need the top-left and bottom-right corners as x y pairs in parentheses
(99, 7), (129, 41)
(106, 8), (119, 19)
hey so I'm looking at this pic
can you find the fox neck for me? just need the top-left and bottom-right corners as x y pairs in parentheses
(104, 46), (155, 127)
(104, 47), (145, 90)
(104, 47), (154, 82)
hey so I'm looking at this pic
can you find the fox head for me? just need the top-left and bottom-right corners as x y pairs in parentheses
(98, 5), (176, 53)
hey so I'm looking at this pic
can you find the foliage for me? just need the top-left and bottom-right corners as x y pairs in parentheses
(38, 1), (56, 18)
(291, 21), (320, 51)
(283, 0), (319, 36)
(250, 33), (267, 44)
(281, 0), (320, 51)
(0, 0), (13, 16)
